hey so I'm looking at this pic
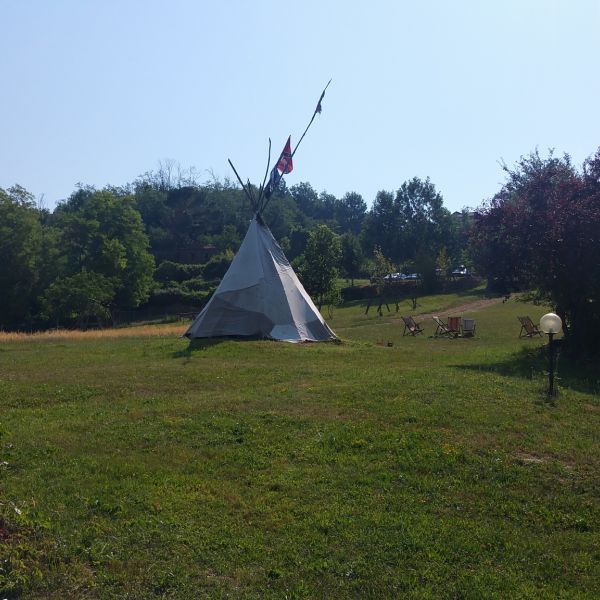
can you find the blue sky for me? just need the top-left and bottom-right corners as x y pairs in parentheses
(2, 0), (599, 212)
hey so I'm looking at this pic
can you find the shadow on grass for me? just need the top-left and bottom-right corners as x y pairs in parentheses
(171, 337), (227, 358)
(453, 343), (600, 396)
(171, 334), (279, 358)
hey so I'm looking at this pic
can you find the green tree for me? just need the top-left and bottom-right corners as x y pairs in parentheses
(361, 191), (398, 259)
(41, 270), (116, 328)
(261, 193), (305, 241)
(368, 246), (398, 312)
(436, 247), (451, 277)
(290, 182), (319, 219)
(213, 224), (241, 253)
(337, 192), (367, 235)
(52, 187), (155, 316)
(0, 186), (45, 328)
(340, 233), (364, 286)
(317, 191), (339, 223)
(372, 245), (395, 280)
(296, 225), (341, 310)
(286, 227), (310, 261)
(362, 179), (454, 270)
(394, 177), (453, 265)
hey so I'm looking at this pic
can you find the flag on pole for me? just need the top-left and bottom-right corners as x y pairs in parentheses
(276, 136), (293, 174)
(264, 136), (293, 199)
(264, 166), (281, 199)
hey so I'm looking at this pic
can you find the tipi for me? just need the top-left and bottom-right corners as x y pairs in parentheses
(185, 82), (336, 343)
(185, 214), (336, 342)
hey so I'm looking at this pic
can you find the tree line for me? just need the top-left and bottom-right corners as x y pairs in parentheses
(2, 147), (600, 354)
(0, 166), (470, 328)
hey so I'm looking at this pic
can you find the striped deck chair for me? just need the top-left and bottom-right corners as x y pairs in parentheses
(433, 316), (452, 337)
(518, 316), (542, 338)
(447, 316), (462, 337)
(401, 315), (424, 336)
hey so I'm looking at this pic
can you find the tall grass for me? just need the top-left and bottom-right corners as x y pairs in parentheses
(0, 323), (187, 342)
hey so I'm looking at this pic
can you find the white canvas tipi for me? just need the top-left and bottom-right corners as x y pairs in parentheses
(185, 215), (336, 342)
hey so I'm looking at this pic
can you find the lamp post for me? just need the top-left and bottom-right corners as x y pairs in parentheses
(540, 312), (562, 397)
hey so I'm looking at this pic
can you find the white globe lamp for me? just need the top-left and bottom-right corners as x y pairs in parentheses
(540, 312), (562, 396)
(540, 312), (562, 335)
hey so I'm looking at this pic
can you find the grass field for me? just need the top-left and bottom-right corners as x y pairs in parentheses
(1, 289), (599, 598)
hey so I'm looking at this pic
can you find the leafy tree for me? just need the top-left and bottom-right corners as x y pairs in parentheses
(53, 187), (155, 314)
(317, 191), (339, 223)
(436, 247), (451, 277)
(278, 236), (291, 256)
(361, 190), (398, 259)
(133, 185), (169, 232)
(372, 245), (395, 280)
(472, 148), (600, 354)
(362, 179), (453, 270)
(0, 186), (46, 328)
(394, 177), (453, 265)
(262, 193), (305, 241)
(296, 225), (341, 310)
(133, 177), (251, 262)
(286, 227), (310, 261)
(41, 270), (115, 328)
(213, 224), (241, 253)
(337, 191), (367, 235)
(290, 182), (319, 219)
(368, 246), (397, 313)
(340, 233), (364, 286)
(414, 247), (437, 293)
(448, 209), (474, 267)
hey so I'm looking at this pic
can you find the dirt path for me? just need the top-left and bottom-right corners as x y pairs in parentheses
(416, 296), (504, 320)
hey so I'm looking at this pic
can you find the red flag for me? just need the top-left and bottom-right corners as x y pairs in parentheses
(276, 136), (293, 174)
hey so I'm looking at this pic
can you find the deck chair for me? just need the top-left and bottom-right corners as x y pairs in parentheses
(518, 316), (542, 338)
(401, 315), (424, 336)
(462, 318), (476, 337)
(447, 316), (462, 337)
(433, 316), (453, 337)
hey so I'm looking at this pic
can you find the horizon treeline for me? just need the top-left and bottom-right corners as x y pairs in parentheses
(0, 163), (472, 332)
(3, 146), (600, 355)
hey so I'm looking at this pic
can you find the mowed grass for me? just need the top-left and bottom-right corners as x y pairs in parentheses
(1, 292), (599, 598)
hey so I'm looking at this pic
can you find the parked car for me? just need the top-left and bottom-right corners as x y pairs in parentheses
(451, 265), (469, 276)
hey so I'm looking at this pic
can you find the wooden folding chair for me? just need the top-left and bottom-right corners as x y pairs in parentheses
(401, 315), (424, 336)
(518, 316), (542, 338)
(462, 318), (476, 337)
(447, 316), (462, 337)
(433, 316), (452, 337)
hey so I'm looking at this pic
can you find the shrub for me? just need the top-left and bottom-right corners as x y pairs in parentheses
(154, 261), (203, 283)
(202, 250), (234, 281)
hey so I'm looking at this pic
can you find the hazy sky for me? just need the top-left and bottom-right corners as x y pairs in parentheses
(2, 0), (599, 212)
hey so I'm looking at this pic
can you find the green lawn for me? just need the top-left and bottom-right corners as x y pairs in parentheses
(1, 292), (599, 598)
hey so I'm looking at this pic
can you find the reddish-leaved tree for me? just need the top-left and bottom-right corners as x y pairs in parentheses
(471, 148), (600, 354)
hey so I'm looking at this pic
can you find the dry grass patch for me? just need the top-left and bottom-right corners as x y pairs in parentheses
(0, 323), (187, 342)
